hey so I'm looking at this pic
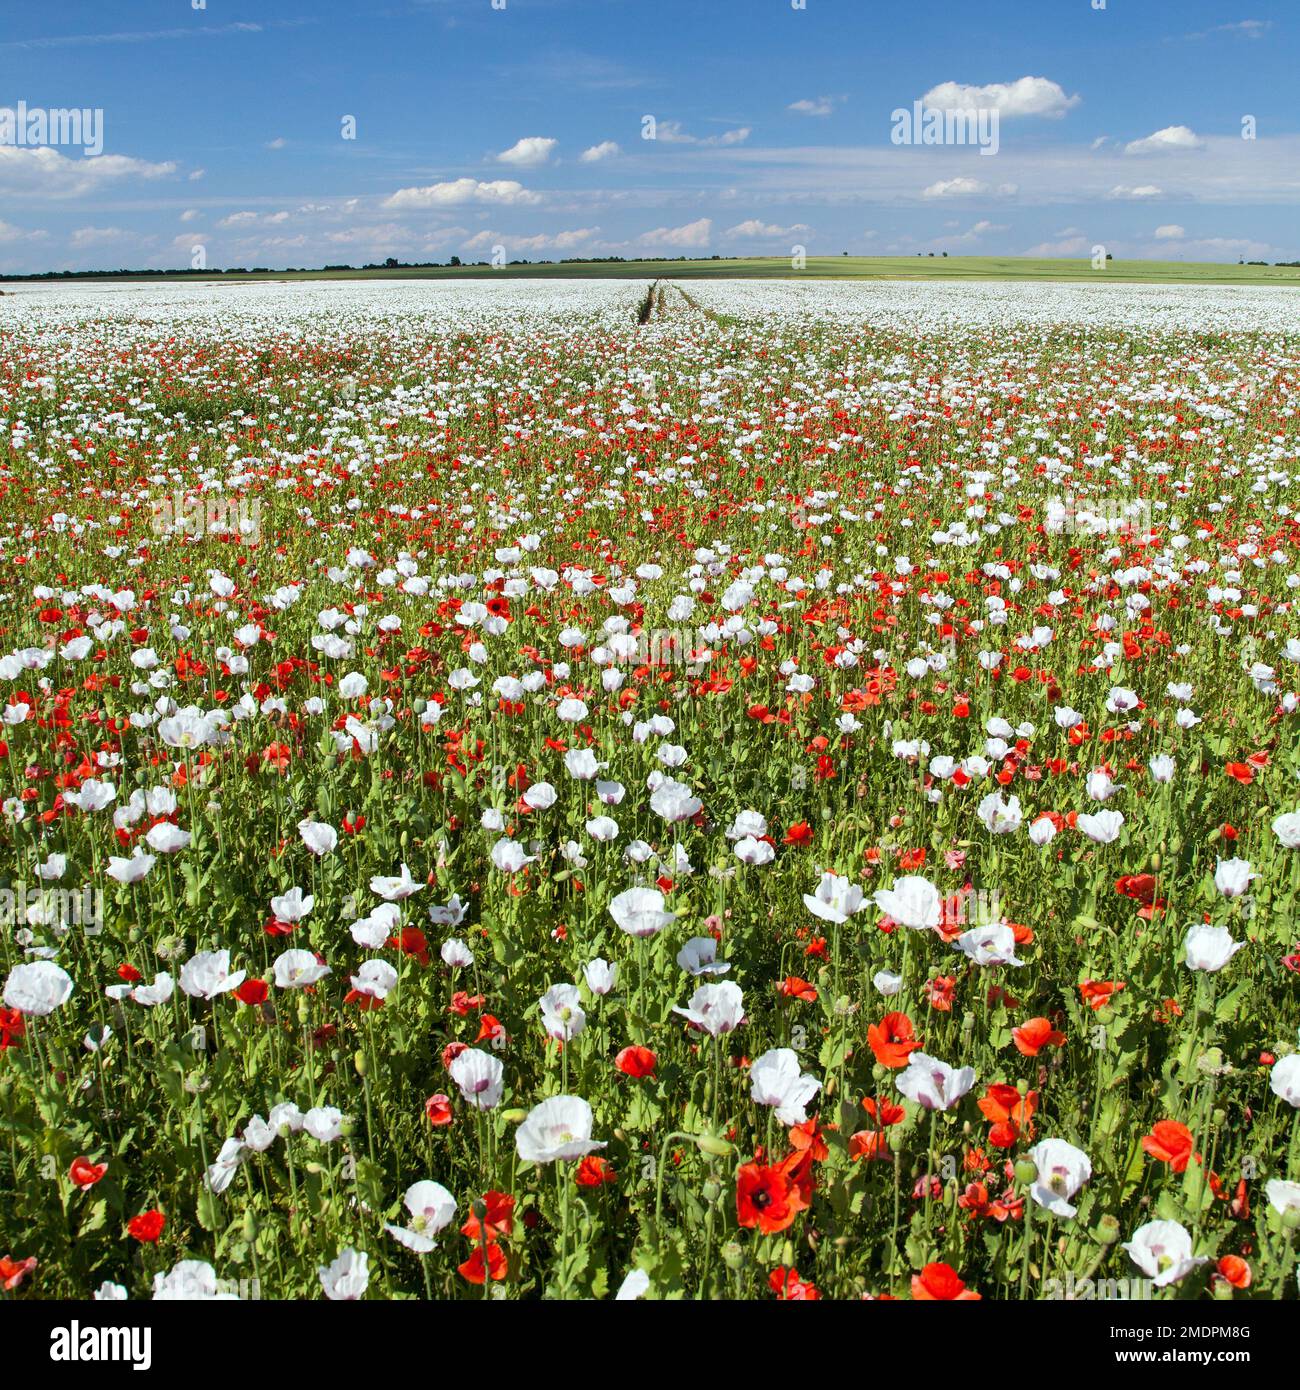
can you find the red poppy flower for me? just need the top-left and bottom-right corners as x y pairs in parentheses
(1141, 1119), (1196, 1173)
(1011, 1017), (1066, 1057)
(615, 1045), (657, 1079)
(867, 1012), (920, 1068)
(779, 975), (818, 1002)
(783, 821), (813, 846)
(788, 1117), (829, 1161)
(462, 1191), (514, 1240)
(424, 1093), (453, 1126)
(911, 1262), (980, 1300)
(977, 1084), (1038, 1148)
(1079, 979), (1124, 1011)
(458, 1240), (508, 1285)
(736, 1162), (801, 1235)
(1216, 1255), (1251, 1290)
(575, 1155), (617, 1187)
(1115, 873), (1157, 905)
(127, 1210), (166, 1243)
(0, 1256), (37, 1290)
(769, 1266), (821, 1300)
(233, 978), (269, 1006)
(69, 1157), (107, 1190)
(0, 1008), (27, 1051)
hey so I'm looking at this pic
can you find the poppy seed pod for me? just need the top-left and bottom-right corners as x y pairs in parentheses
(1283, 1206), (1300, 1231)
(702, 1178), (722, 1203)
(722, 1241), (745, 1270)
(1096, 1214), (1121, 1245)
(1014, 1157), (1038, 1186)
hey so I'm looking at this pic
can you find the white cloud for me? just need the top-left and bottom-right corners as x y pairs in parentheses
(920, 76), (1079, 119)
(1154, 223), (1185, 239)
(1108, 184), (1164, 199)
(70, 225), (132, 247)
(1125, 125), (1204, 155)
(656, 121), (751, 147)
(383, 178), (541, 209)
(463, 227), (601, 254)
(580, 141), (620, 163)
(496, 136), (557, 167)
(179, 208), (200, 223)
(265, 137), (286, 151)
(188, 168), (205, 181)
(724, 219), (812, 238)
(922, 177), (1018, 199)
(1023, 235), (1091, 256)
(788, 97), (837, 117)
(637, 217), (712, 249)
(1187, 19), (1272, 40)
(0, 219), (47, 243)
(0, 146), (176, 198)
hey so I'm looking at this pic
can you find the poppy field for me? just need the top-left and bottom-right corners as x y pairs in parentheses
(3, 275), (1300, 1302)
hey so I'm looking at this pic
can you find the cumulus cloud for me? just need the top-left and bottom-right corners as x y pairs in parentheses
(0, 146), (176, 198)
(383, 178), (541, 209)
(788, 96), (838, 117)
(1023, 235), (1091, 257)
(920, 76), (1079, 119)
(0, 219), (47, 242)
(922, 177), (1018, 199)
(656, 121), (750, 147)
(1154, 223), (1185, 239)
(70, 225), (133, 247)
(637, 217), (712, 249)
(496, 136), (557, 167)
(1124, 125), (1204, 155)
(1108, 184), (1164, 199)
(580, 141), (620, 163)
(724, 219), (812, 238)
(463, 226), (600, 254)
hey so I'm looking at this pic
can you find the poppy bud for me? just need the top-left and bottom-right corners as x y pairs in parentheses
(243, 1209), (258, 1242)
(1148, 852), (1161, 872)
(500, 1108), (528, 1123)
(1096, 1214), (1121, 1245)
(696, 1133), (733, 1158)
(781, 1239), (795, 1268)
(354, 1051), (368, 1077)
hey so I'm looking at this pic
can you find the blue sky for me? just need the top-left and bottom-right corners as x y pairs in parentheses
(2, 0), (1298, 272)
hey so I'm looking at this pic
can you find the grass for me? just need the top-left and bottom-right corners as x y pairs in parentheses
(5, 256), (1300, 289)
